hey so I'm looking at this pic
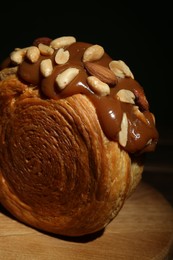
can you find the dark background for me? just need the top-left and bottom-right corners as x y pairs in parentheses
(0, 1), (172, 127)
(0, 1), (173, 202)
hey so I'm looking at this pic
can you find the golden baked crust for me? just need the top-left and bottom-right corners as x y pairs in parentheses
(0, 37), (158, 236)
(0, 75), (143, 236)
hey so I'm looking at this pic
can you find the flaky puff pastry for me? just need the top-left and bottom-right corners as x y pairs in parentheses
(0, 37), (158, 236)
(0, 74), (143, 236)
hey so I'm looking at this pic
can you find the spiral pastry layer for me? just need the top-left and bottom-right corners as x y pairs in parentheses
(0, 36), (158, 236)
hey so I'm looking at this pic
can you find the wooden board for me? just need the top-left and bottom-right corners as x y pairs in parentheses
(0, 181), (173, 260)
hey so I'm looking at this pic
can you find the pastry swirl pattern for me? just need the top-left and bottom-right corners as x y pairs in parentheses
(0, 36), (158, 236)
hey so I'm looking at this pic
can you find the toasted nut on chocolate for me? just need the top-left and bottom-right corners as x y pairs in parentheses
(118, 112), (128, 147)
(133, 106), (148, 124)
(109, 60), (134, 79)
(55, 48), (70, 65)
(116, 89), (135, 104)
(40, 59), (53, 77)
(50, 36), (76, 49)
(10, 48), (28, 64)
(87, 76), (110, 96)
(83, 45), (104, 62)
(38, 43), (54, 56)
(26, 46), (40, 63)
(133, 88), (149, 111)
(56, 67), (79, 90)
(84, 62), (118, 85)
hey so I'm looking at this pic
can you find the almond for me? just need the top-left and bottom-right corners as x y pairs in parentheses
(84, 62), (118, 85)
(133, 88), (149, 111)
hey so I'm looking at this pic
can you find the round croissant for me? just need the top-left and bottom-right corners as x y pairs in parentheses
(0, 36), (159, 236)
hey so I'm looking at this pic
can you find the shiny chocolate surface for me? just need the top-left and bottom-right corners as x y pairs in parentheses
(1, 38), (159, 154)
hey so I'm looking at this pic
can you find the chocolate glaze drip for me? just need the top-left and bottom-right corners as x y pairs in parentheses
(0, 37), (160, 236)
(1, 40), (159, 154)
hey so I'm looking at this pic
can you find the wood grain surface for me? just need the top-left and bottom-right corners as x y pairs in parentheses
(0, 181), (173, 260)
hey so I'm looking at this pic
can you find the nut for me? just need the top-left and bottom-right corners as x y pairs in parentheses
(133, 88), (149, 111)
(26, 46), (40, 63)
(50, 36), (76, 49)
(56, 67), (79, 90)
(84, 62), (118, 85)
(109, 60), (134, 79)
(40, 59), (53, 77)
(116, 89), (135, 104)
(83, 45), (104, 62)
(55, 48), (70, 65)
(87, 76), (110, 96)
(118, 112), (128, 147)
(10, 48), (28, 64)
(133, 106), (148, 124)
(38, 43), (54, 56)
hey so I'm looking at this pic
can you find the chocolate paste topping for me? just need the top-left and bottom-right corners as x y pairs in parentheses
(0, 37), (159, 154)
